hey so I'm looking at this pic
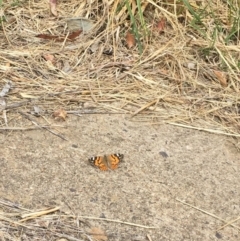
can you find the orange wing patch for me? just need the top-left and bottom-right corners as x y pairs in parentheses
(89, 154), (124, 171)
(90, 156), (108, 171)
(107, 154), (121, 170)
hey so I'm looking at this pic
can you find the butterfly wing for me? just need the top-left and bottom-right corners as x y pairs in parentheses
(108, 154), (124, 170)
(89, 156), (108, 171)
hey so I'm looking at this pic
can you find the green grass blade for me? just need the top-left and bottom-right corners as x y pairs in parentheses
(125, 0), (143, 54)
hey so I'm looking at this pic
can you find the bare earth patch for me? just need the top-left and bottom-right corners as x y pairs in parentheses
(0, 115), (239, 240)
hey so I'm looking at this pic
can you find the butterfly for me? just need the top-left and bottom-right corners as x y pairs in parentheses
(88, 153), (124, 171)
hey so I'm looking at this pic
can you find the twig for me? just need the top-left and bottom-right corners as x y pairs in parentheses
(0, 126), (63, 131)
(168, 122), (240, 137)
(88, 83), (97, 102)
(176, 198), (240, 230)
(1, 90), (83, 112)
(4, 99), (33, 110)
(20, 207), (60, 222)
(132, 99), (157, 117)
(217, 216), (240, 231)
(77, 215), (156, 229)
(147, 234), (153, 241)
(2, 110), (8, 126)
(0, 215), (30, 229)
(1, 20), (12, 45)
(66, 110), (125, 115)
(0, 199), (31, 211)
(19, 111), (68, 141)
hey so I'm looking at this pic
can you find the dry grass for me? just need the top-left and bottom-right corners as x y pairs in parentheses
(0, 198), (156, 240)
(0, 0), (240, 136)
(0, 199), (90, 240)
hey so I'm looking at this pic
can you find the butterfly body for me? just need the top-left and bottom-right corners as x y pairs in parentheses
(89, 153), (124, 171)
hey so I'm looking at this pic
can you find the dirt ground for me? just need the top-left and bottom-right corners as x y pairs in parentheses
(0, 114), (240, 240)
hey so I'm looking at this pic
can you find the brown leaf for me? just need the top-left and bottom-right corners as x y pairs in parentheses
(90, 227), (107, 241)
(67, 30), (82, 40)
(53, 109), (67, 121)
(156, 18), (166, 33)
(49, 0), (58, 16)
(36, 34), (57, 40)
(43, 54), (55, 64)
(126, 31), (135, 48)
(213, 70), (228, 87)
(36, 30), (82, 42)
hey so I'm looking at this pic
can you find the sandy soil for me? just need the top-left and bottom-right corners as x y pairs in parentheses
(0, 114), (240, 240)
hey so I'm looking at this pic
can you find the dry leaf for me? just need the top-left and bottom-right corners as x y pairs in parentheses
(31, 106), (42, 117)
(67, 30), (82, 40)
(67, 18), (95, 32)
(156, 18), (166, 33)
(213, 70), (228, 87)
(53, 109), (67, 121)
(126, 31), (135, 48)
(49, 0), (57, 16)
(43, 54), (55, 70)
(36, 30), (82, 42)
(62, 61), (71, 73)
(43, 54), (55, 64)
(90, 227), (107, 241)
(185, 62), (196, 70)
(0, 81), (12, 97)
